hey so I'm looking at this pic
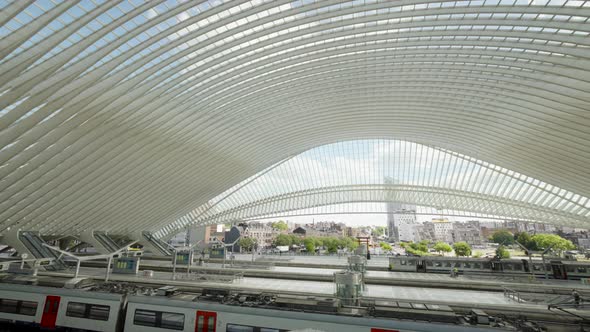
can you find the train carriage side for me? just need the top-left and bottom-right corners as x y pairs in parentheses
(125, 294), (508, 332)
(0, 283), (123, 331)
(388, 257), (418, 272)
(0, 284), (45, 327)
(56, 291), (123, 331)
(558, 261), (590, 280)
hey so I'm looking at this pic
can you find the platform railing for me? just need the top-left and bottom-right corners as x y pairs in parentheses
(503, 286), (523, 303)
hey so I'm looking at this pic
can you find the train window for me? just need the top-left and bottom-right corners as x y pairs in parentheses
(0, 299), (19, 314)
(88, 304), (110, 321)
(567, 266), (576, 272)
(463, 262), (471, 268)
(426, 261), (433, 267)
(445, 262), (452, 268)
(514, 264), (523, 271)
(0, 299), (37, 316)
(504, 264), (513, 270)
(19, 301), (38, 316)
(407, 260), (415, 266)
(161, 312), (185, 330)
(533, 264), (542, 271)
(434, 262), (442, 267)
(134, 309), (157, 327)
(66, 302), (110, 321)
(578, 267), (587, 273)
(66, 302), (86, 318)
(474, 263), (481, 269)
(134, 309), (184, 330)
(400, 260), (406, 265)
(227, 324), (254, 332)
(482, 262), (491, 269)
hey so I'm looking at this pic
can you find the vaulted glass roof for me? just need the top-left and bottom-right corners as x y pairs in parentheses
(0, 0), (589, 237)
(155, 139), (590, 237)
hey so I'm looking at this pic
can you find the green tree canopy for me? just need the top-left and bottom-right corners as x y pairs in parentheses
(515, 232), (537, 251)
(433, 242), (452, 254)
(531, 234), (575, 253)
(495, 245), (511, 259)
(239, 237), (256, 252)
(303, 237), (316, 254)
(289, 234), (303, 246)
(372, 226), (387, 237)
(491, 230), (514, 245)
(273, 234), (292, 247)
(324, 237), (340, 253)
(402, 241), (429, 256)
(410, 241), (428, 252)
(379, 241), (392, 251)
(453, 242), (472, 257)
(339, 237), (359, 251)
(271, 220), (289, 231)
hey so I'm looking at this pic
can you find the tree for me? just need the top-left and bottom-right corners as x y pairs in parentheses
(515, 232), (537, 251)
(495, 245), (510, 259)
(453, 242), (472, 257)
(410, 241), (428, 252)
(271, 220), (288, 231)
(340, 237), (359, 251)
(531, 234), (575, 254)
(403, 241), (429, 256)
(324, 237), (339, 253)
(273, 234), (292, 247)
(491, 230), (514, 245)
(289, 234), (303, 246)
(372, 226), (387, 237)
(239, 237), (256, 252)
(433, 242), (452, 254)
(303, 238), (316, 254)
(379, 241), (392, 251)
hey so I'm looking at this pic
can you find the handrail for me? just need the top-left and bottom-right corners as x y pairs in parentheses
(503, 286), (523, 303)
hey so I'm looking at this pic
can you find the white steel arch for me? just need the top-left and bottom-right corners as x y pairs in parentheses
(0, 0), (589, 237)
(155, 139), (590, 237)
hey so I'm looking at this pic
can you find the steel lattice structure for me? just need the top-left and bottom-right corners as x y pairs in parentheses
(156, 139), (590, 237)
(0, 0), (589, 238)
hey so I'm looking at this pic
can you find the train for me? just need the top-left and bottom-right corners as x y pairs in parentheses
(0, 282), (517, 332)
(388, 256), (590, 280)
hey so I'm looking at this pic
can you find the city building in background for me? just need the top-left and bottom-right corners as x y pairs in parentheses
(386, 202), (417, 242)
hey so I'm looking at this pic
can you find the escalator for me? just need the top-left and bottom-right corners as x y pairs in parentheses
(17, 231), (67, 271)
(93, 231), (120, 252)
(141, 231), (172, 256)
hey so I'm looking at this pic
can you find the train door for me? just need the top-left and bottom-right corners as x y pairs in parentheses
(552, 263), (567, 279)
(196, 310), (216, 332)
(491, 260), (503, 272)
(416, 259), (426, 272)
(40, 295), (60, 329)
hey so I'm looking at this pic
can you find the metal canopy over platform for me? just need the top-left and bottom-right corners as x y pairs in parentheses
(0, 0), (589, 238)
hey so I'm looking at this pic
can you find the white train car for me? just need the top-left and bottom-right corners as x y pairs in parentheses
(388, 256), (590, 280)
(124, 294), (508, 332)
(0, 283), (122, 331)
